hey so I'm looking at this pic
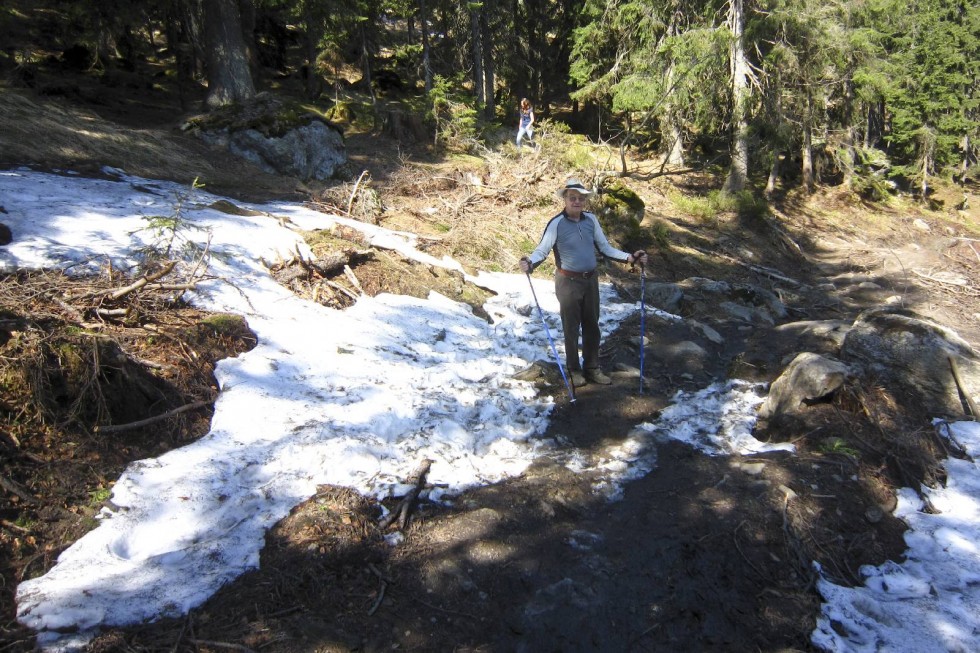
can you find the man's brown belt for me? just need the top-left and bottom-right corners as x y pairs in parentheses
(558, 268), (596, 279)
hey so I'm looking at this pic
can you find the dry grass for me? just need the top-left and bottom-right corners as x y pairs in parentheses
(0, 89), (212, 181)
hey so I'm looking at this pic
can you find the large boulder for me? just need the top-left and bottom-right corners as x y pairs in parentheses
(759, 352), (850, 420)
(841, 309), (980, 418)
(183, 93), (348, 181)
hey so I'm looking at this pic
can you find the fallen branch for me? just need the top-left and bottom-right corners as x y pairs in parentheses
(94, 400), (211, 434)
(911, 269), (969, 287)
(323, 279), (359, 302)
(0, 473), (38, 505)
(108, 261), (178, 300)
(378, 458), (433, 531)
(94, 308), (130, 319)
(366, 564), (390, 616)
(186, 640), (254, 653)
(348, 169), (370, 215)
(949, 356), (979, 419)
(1, 518), (30, 534)
(343, 264), (364, 294)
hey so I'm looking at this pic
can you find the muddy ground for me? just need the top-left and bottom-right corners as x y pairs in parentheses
(2, 82), (980, 653)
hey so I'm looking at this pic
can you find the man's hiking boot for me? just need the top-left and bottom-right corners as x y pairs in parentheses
(586, 369), (612, 385)
(570, 371), (587, 387)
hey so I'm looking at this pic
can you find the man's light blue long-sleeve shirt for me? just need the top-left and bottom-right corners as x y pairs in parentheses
(527, 211), (629, 273)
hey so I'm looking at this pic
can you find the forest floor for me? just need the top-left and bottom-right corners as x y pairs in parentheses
(2, 63), (980, 653)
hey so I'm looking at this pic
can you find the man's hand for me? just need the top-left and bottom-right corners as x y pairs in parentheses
(519, 257), (532, 274)
(628, 250), (648, 267)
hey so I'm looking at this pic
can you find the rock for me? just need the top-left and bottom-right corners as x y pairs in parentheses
(774, 320), (850, 351)
(759, 352), (850, 419)
(185, 93), (348, 181)
(677, 277), (786, 326)
(912, 218), (931, 232)
(841, 309), (980, 417)
(221, 120), (347, 180)
(644, 282), (683, 312)
(662, 340), (708, 374)
(0, 222), (11, 246)
(690, 319), (724, 345)
(720, 301), (774, 326)
(865, 505), (884, 524)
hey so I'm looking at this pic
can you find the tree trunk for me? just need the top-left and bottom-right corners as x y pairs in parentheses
(961, 134), (972, 184)
(360, 23), (375, 103)
(864, 99), (884, 149)
(419, 0), (432, 92)
(202, 0), (256, 108)
(765, 150), (780, 198)
(237, 0), (258, 78)
(471, 5), (485, 107)
(802, 118), (814, 192)
(301, 1), (322, 99)
(663, 59), (684, 166)
(723, 0), (749, 194)
(481, 0), (496, 121)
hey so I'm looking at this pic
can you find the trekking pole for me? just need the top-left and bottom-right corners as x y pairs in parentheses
(525, 272), (576, 403)
(639, 264), (646, 394)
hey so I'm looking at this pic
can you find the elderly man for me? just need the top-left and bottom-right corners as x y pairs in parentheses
(520, 178), (647, 387)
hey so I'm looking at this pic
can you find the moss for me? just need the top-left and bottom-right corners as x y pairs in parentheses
(595, 179), (646, 247)
(200, 313), (250, 338)
(183, 92), (339, 139)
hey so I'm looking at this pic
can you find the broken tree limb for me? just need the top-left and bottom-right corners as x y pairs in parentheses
(108, 261), (177, 300)
(378, 458), (433, 531)
(912, 269), (969, 287)
(343, 265), (363, 294)
(94, 400), (212, 434)
(0, 473), (39, 505)
(323, 279), (358, 302)
(366, 563), (390, 616)
(348, 170), (370, 215)
(94, 308), (130, 319)
(949, 356), (979, 419)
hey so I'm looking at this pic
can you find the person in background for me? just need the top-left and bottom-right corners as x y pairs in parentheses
(520, 178), (648, 387)
(516, 97), (535, 149)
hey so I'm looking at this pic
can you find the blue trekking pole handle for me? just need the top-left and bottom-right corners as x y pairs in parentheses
(639, 265), (646, 394)
(525, 272), (576, 403)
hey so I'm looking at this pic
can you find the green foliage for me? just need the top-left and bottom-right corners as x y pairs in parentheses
(669, 189), (768, 222)
(428, 75), (480, 153)
(88, 487), (111, 507)
(881, 0), (978, 178)
(818, 437), (859, 458)
(848, 146), (895, 201)
(650, 219), (671, 247)
(133, 178), (211, 269)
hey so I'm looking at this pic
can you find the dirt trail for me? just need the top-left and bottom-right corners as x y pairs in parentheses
(87, 224), (971, 653)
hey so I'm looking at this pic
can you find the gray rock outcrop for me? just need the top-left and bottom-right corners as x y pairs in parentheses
(198, 119), (346, 181)
(184, 93), (348, 181)
(759, 352), (850, 420)
(841, 309), (980, 417)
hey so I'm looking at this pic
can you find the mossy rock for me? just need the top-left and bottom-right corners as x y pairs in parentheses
(325, 101), (355, 123)
(595, 180), (646, 247)
(182, 92), (339, 140)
